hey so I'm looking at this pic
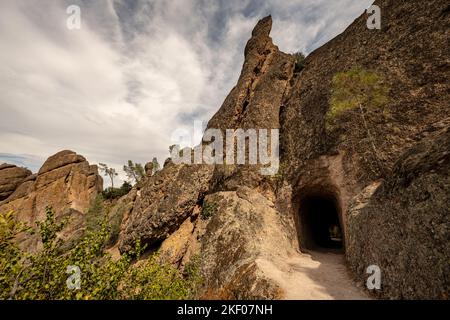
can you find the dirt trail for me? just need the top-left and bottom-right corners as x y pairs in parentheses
(252, 190), (371, 300)
(257, 250), (370, 300)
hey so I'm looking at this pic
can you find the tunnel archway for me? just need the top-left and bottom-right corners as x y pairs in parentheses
(297, 190), (344, 252)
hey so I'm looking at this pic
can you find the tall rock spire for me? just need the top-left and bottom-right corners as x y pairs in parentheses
(251, 15), (272, 37)
(207, 15), (295, 131)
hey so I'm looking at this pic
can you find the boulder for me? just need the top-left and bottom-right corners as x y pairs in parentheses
(0, 164), (31, 200)
(118, 162), (213, 253)
(0, 150), (103, 251)
(199, 187), (294, 299)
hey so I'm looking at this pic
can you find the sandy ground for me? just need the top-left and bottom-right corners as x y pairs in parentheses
(257, 249), (370, 300)
(108, 242), (369, 299)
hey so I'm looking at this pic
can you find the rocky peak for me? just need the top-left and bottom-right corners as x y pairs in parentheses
(0, 163), (32, 201)
(38, 150), (86, 175)
(118, 1), (449, 300)
(207, 15), (294, 131)
(0, 150), (103, 251)
(0, 163), (16, 170)
(251, 15), (272, 38)
(117, 14), (295, 271)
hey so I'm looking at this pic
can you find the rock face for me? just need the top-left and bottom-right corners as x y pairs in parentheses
(0, 150), (103, 251)
(347, 120), (450, 299)
(117, 17), (299, 299)
(207, 15), (295, 190)
(118, 162), (214, 253)
(0, 164), (32, 201)
(200, 187), (293, 299)
(116, 0), (449, 300)
(207, 15), (294, 132)
(281, 0), (449, 184)
(32, 0), (442, 300)
(278, 0), (449, 299)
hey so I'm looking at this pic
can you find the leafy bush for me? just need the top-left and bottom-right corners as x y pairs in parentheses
(293, 51), (306, 72)
(85, 195), (105, 233)
(107, 202), (128, 247)
(123, 161), (145, 184)
(326, 67), (390, 176)
(85, 193), (128, 248)
(102, 182), (132, 200)
(0, 211), (30, 298)
(201, 201), (217, 220)
(118, 254), (198, 300)
(326, 66), (389, 128)
(0, 208), (201, 300)
(120, 181), (132, 194)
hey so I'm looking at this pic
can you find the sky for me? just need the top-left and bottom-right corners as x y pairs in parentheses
(0, 0), (373, 186)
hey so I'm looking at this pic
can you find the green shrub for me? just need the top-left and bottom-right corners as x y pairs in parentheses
(201, 201), (217, 220)
(326, 67), (390, 176)
(85, 193), (129, 247)
(0, 211), (30, 298)
(102, 182), (131, 200)
(118, 254), (195, 300)
(0, 208), (201, 300)
(293, 51), (306, 72)
(120, 181), (132, 194)
(4, 206), (129, 300)
(183, 254), (203, 297)
(107, 202), (128, 246)
(85, 195), (105, 233)
(326, 66), (389, 128)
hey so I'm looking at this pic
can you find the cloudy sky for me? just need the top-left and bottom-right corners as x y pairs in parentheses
(0, 0), (373, 185)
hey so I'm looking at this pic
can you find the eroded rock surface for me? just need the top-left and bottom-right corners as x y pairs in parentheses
(118, 162), (214, 253)
(0, 150), (103, 251)
(200, 187), (292, 299)
(0, 164), (31, 201)
(347, 120), (450, 299)
(117, 2), (449, 299)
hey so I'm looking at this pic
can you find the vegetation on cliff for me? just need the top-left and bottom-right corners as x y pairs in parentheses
(0, 208), (201, 300)
(326, 66), (389, 129)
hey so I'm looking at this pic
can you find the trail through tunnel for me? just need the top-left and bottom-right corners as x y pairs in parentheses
(298, 192), (344, 251)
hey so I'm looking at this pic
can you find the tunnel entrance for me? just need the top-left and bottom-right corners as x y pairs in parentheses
(297, 192), (344, 252)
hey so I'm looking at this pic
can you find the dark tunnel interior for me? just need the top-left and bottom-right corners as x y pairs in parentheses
(298, 193), (344, 251)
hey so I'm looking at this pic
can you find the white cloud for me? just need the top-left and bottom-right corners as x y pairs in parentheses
(0, 0), (373, 187)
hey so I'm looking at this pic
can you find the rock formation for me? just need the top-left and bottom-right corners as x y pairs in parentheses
(3, 0), (448, 300)
(279, 0), (449, 299)
(114, 0), (449, 299)
(115, 15), (300, 298)
(118, 161), (214, 253)
(347, 119), (450, 299)
(144, 162), (153, 176)
(0, 164), (32, 201)
(0, 150), (103, 251)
